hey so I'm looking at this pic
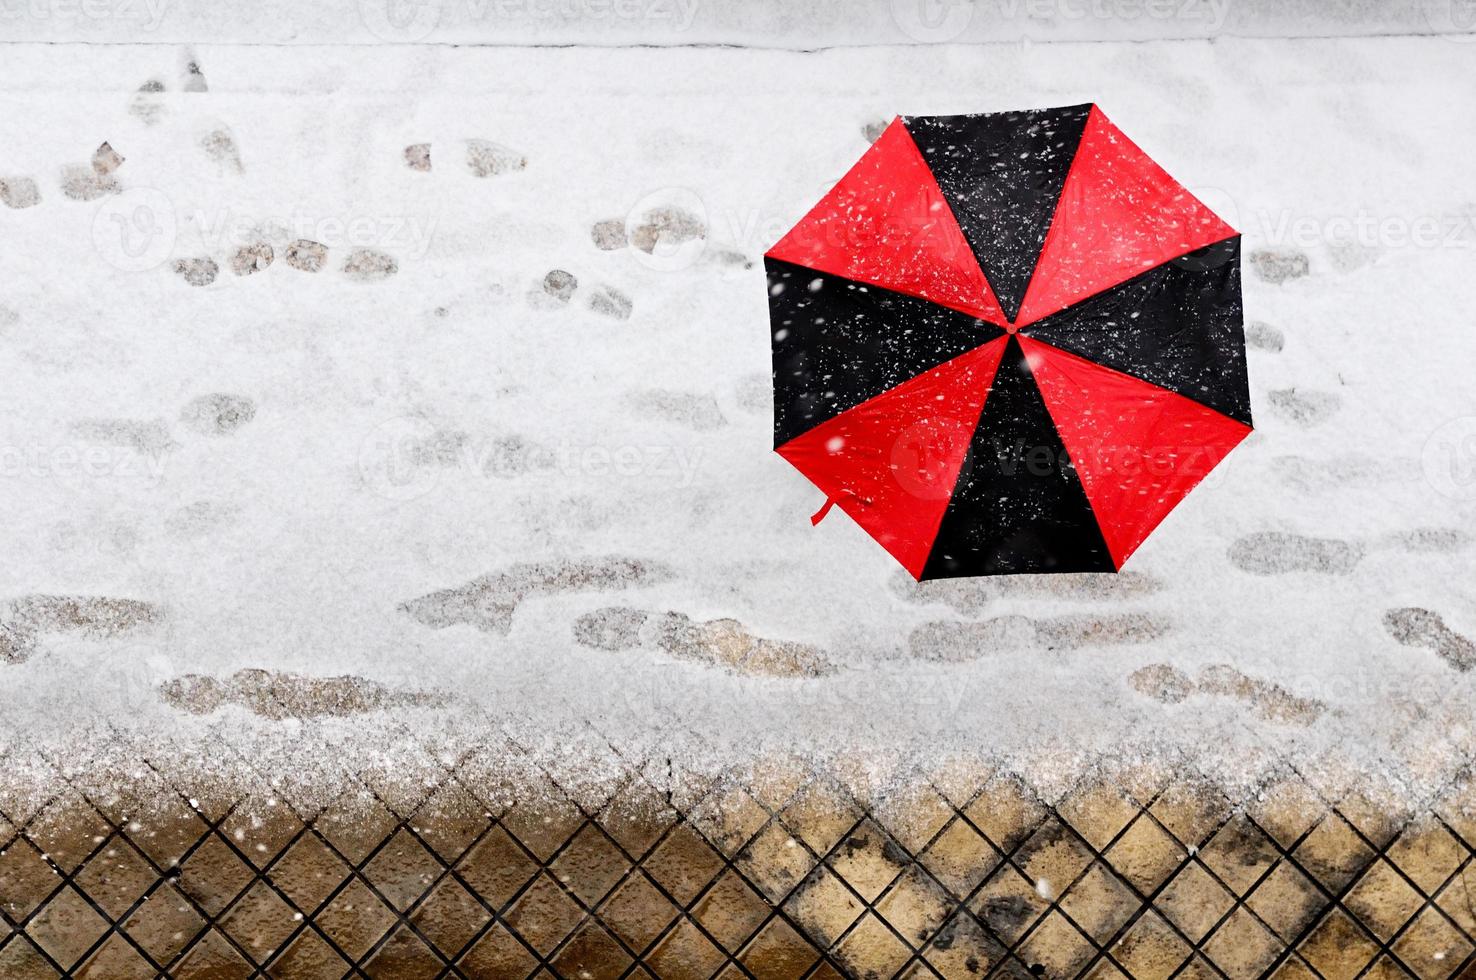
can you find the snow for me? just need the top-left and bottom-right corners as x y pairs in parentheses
(1, 30), (1475, 810)
(2, 0), (1473, 45)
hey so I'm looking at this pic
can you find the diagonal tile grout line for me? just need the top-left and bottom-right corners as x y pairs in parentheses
(585, 724), (859, 978)
(591, 743), (843, 978)
(1266, 754), (1476, 977)
(882, 771), (1062, 977)
(5, 713), (1476, 980)
(583, 736), (780, 980)
(184, 710), (427, 977)
(385, 721), (771, 979)
(1067, 765), (1274, 979)
(182, 714), (464, 977)
(1011, 778), (1217, 979)
(1, 727), (265, 977)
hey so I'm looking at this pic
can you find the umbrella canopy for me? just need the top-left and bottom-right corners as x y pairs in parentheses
(766, 103), (1251, 579)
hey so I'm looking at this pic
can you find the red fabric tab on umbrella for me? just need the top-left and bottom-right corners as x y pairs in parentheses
(778, 337), (1009, 578)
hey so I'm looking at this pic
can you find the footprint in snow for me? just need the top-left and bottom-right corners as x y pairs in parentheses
(173, 257), (219, 287)
(59, 173), (113, 202)
(404, 143), (432, 172)
(1, 595), (163, 665)
(1228, 532), (1362, 575)
(166, 500), (241, 539)
(588, 284), (632, 320)
(399, 557), (672, 636)
(93, 142), (124, 175)
(180, 393), (256, 436)
(543, 269), (577, 301)
(130, 79), (166, 125)
(704, 246), (753, 270)
(0, 177), (40, 209)
(1128, 663), (1324, 726)
(528, 269), (577, 310)
(230, 242), (274, 276)
(215, 241), (395, 280)
(58, 141), (126, 201)
(200, 127), (244, 174)
(1249, 247), (1309, 283)
(1228, 529), (1465, 576)
(284, 239), (329, 273)
(625, 389), (725, 431)
(574, 606), (832, 678)
(1270, 453), (1398, 491)
(70, 418), (177, 456)
(404, 139), (526, 176)
(160, 668), (445, 719)
(465, 139), (526, 177)
(180, 49), (208, 92)
(1265, 388), (1340, 427)
(627, 204), (705, 256)
(891, 570), (1161, 615)
(1243, 320), (1284, 352)
(1378, 527), (1470, 554)
(734, 373), (769, 415)
(591, 218), (626, 251)
(909, 612), (1171, 661)
(1383, 607), (1476, 672)
(342, 249), (398, 282)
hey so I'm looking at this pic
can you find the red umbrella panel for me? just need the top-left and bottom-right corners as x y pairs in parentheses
(766, 104), (1251, 579)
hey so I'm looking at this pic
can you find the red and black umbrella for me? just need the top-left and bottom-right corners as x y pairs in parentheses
(766, 103), (1251, 579)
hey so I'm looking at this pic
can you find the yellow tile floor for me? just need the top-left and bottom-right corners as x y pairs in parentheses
(1, 755), (1474, 979)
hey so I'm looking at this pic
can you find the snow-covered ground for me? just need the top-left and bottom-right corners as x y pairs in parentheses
(3, 0), (1474, 45)
(2, 29), (1475, 810)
